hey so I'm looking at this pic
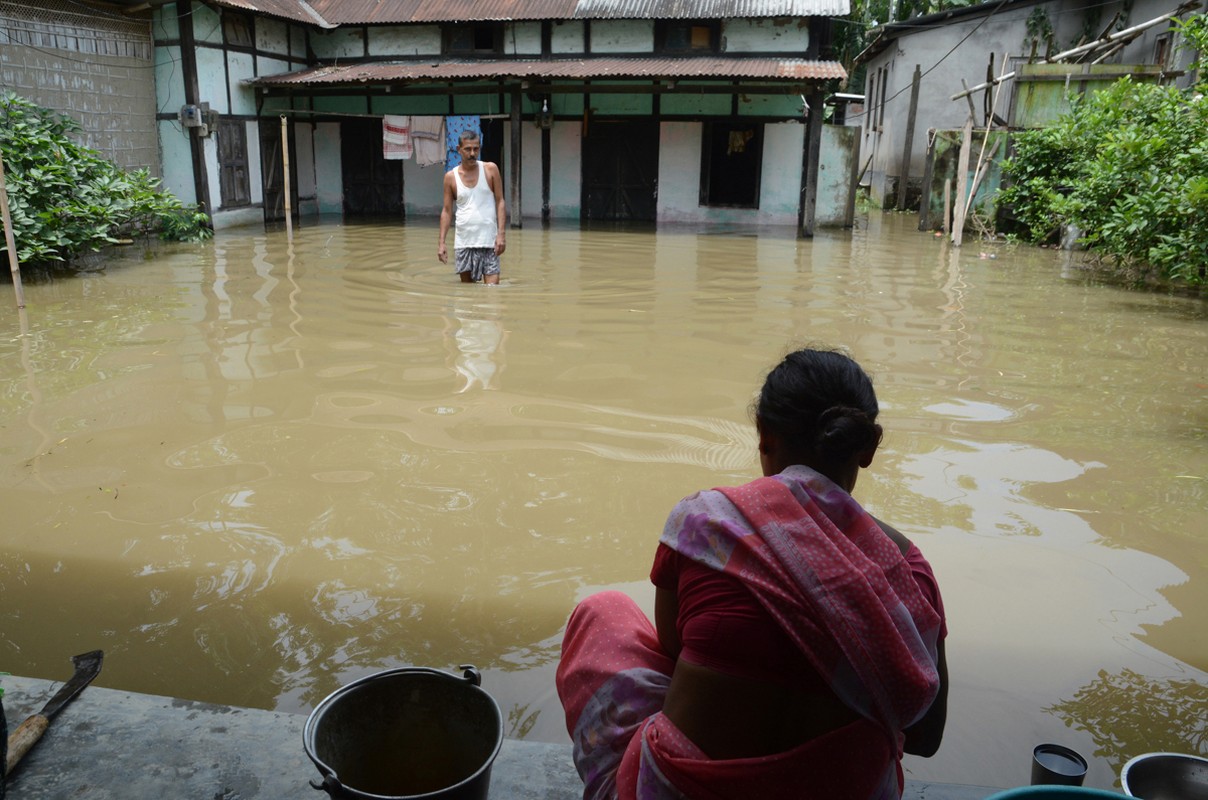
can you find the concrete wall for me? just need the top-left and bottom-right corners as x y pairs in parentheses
(657, 121), (808, 227)
(724, 18), (809, 53)
(817, 124), (858, 227)
(0, 0), (158, 173)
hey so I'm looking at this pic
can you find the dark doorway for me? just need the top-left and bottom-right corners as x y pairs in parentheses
(581, 120), (658, 221)
(259, 119), (297, 223)
(479, 118), (505, 175)
(341, 118), (403, 217)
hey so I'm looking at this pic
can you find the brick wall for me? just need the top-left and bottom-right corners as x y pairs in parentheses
(0, 0), (159, 174)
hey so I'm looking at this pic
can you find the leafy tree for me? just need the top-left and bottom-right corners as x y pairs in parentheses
(0, 91), (211, 268)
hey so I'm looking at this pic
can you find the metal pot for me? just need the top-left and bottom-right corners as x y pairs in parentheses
(1121, 752), (1208, 800)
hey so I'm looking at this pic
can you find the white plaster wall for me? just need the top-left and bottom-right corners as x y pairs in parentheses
(257, 55), (292, 79)
(152, 6), (178, 40)
(246, 119), (265, 204)
(196, 46), (229, 113)
(657, 121), (803, 225)
(158, 119), (195, 204)
(551, 20), (584, 53)
(255, 17), (290, 57)
(403, 158), (447, 219)
(203, 129), (221, 214)
(760, 123), (805, 220)
(724, 19), (809, 53)
(506, 22), (542, 55)
(293, 120), (316, 205)
(512, 122), (584, 219)
(656, 121), (702, 222)
(520, 125), (542, 219)
(590, 20), (653, 53)
(291, 24), (306, 57)
(310, 27), (363, 60)
(155, 45), (186, 116)
(314, 122), (344, 214)
(212, 206), (264, 229)
(368, 25), (440, 57)
(227, 51), (257, 115)
(550, 122), (582, 218)
(193, 4), (223, 44)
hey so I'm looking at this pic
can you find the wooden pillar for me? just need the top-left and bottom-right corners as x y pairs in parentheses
(844, 133), (860, 228)
(918, 128), (936, 230)
(897, 64), (921, 211)
(510, 86), (522, 229)
(176, 1), (212, 223)
(799, 88), (825, 238)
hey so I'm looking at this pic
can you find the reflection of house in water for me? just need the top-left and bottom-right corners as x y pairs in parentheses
(450, 302), (505, 392)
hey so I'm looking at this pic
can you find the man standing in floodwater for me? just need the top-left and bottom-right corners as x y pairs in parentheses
(437, 131), (507, 284)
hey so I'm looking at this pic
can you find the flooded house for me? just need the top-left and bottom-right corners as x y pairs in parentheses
(139, 0), (857, 234)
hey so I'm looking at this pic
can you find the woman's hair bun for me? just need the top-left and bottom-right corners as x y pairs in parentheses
(815, 405), (879, 459)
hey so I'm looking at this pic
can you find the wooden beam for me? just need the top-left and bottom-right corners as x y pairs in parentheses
(897, 64), (921, 212)
(176, 1), (212, 223)
(799, 89), (825, 238)
(510, 85), (522, 229)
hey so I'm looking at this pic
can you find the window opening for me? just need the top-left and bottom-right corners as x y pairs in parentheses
(700, 122), (763, 208)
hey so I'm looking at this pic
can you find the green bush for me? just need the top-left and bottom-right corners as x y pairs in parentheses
(0, 91), (211, 267)
(1001, 74), (1208, 286)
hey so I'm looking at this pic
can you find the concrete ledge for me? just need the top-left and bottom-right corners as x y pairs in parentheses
(2, 675), (1000, 799)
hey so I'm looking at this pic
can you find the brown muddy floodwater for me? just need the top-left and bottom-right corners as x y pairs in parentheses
(1, 213), (1205, 790)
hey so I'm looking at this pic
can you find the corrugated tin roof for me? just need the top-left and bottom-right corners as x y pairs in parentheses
(210, 0), (330, 26)
(570, 0), (848, 18)
(248, 56), (845, 85)
(306, 0), (576, 24)
(208, 0), (848, 26)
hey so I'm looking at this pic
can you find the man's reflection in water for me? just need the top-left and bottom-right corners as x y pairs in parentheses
(449, 298), (506, 392)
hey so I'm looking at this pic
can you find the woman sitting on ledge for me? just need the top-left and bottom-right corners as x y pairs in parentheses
(556, 347), (949, 800)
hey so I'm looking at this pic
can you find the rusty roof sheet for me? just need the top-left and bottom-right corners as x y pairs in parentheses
(208, 0), (847, 25)
(570, 0), (848, 18)
(211, 0), (330, 25)
(249, 56), (845, 85)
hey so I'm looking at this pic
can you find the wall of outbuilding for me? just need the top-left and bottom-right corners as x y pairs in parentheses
(0, 0), (159, 173)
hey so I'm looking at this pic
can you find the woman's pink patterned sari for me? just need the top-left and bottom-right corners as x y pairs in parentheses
(557, 465), (942, 800)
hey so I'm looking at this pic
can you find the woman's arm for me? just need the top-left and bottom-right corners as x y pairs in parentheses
(903, 637), (948, 757)
(654, 586), (682, 662)
(868, 515), (949, 755)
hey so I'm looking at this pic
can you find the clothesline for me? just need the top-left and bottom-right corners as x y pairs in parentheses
(274, 109), (511, 120)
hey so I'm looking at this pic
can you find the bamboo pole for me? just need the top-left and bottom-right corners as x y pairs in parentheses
(962, 53), (1011, 222)
(943, 179), (952, 238)
(280, 115), (293, 241)
(951, 117), (974, 246)
(0, 153), (26, 309)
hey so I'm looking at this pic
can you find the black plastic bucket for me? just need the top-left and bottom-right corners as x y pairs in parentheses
(304, 665), (503, 800)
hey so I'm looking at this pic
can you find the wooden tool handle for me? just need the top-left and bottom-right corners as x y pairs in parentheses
(5, 714), (49, 775)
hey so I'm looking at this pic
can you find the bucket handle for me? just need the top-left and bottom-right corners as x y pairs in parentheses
(310, 772), (344, 795)
(459, 664), (482, 687)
